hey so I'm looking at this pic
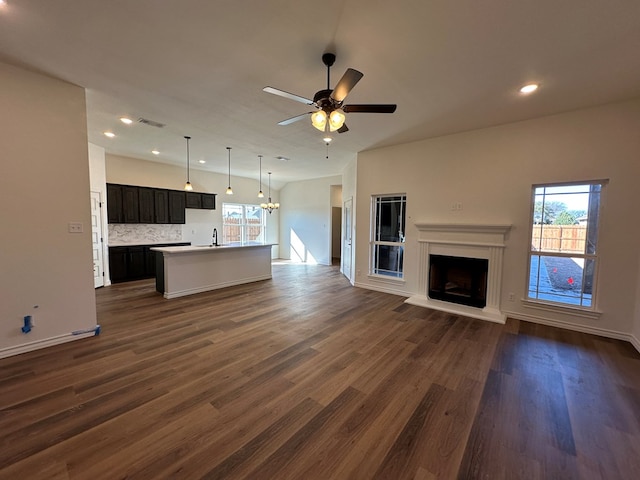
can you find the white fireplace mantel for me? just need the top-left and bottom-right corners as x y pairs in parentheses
(406, 222), (512, 323)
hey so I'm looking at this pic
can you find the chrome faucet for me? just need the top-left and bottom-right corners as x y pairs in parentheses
(212, 228), (218, 246)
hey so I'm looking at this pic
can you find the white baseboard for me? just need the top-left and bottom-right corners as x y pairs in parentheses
(0, 330), (97, 359)
(353, 280), (411, 298)
(503, 309), (640, 352)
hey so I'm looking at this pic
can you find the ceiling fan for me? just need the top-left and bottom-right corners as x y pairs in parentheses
(263, 53), (397, 134)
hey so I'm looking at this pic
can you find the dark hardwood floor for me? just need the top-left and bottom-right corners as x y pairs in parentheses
(1, 263), (639, 479)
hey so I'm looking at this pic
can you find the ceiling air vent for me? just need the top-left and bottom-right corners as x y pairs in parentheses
(137, 117), (165, 128)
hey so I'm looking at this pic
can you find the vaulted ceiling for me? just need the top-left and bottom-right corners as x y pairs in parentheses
(1, 0), (639, 188)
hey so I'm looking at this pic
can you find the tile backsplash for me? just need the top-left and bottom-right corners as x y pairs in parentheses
(108, 224), (183, 245)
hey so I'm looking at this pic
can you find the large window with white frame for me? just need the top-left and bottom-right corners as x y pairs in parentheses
(527, 180), (605, 309)
(222, 203), (266, 245)
(370, 194), (406, 278)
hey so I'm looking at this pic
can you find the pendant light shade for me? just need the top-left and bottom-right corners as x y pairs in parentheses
(258, 155), (264, 198)
(226, 147), (233, 195)
(184, 136), (193, 191)
(260, 171), (280, 214)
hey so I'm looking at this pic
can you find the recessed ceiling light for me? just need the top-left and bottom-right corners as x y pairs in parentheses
(198, 160), (206, 164)
(120, 117), (133, 125)
(104, 131), (115, 138)
(151, 150), (160, 155)
(519, 83), (539, 94)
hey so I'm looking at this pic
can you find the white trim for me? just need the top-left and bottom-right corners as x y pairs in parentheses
(164, 274), (272, 299)
(412, 222), (512, 323)
(0, 331), (96, 359)
(414, 223), (512, 235)
(631, 334), (640, 354)
(503, 309), (634, 343)
(405, 295), (506, 323)
(354, 280), (411, 298)
(520, 298), (602, 320)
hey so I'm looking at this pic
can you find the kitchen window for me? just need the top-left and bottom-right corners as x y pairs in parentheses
(222, 203), (266, 245)
(370, 194), (406, 278)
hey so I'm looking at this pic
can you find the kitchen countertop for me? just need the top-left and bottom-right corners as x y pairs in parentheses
(108, 241), (190, 247)
(151, 243), (276, 254)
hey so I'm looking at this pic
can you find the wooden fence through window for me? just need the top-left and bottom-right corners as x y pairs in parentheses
(531, 225), (586, 253)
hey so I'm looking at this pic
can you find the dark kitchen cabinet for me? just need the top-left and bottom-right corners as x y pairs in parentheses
(108, 246), (128, 282)
(154, 189), (169, 223)
(107, 183), (214, 225)
(138, 187), (154, 223)
(107, 184), (124, 223)
(122, 186), (139, 223)
(186, 192), (202, 209)
(109, 243), (190, 283)
(201, 193), (216, 210)
(168, 190), (186, 224)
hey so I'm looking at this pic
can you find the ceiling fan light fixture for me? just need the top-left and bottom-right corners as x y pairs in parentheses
(328, 109), (346, 131)
(311, 110), (327, 131)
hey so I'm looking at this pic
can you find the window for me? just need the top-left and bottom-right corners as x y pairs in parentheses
(371, 194), (406, 278)
(222, 203), (266, 245)
(527, 181), (605, 308)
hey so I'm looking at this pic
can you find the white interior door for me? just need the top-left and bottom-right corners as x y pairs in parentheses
(342, 197), (353, 281)
(91, 191), (105, 288)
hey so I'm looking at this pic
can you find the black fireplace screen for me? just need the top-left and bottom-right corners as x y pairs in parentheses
(428, 255), (488, 308)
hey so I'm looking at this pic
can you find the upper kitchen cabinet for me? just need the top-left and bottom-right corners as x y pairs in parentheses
(185, 191), (202, 209)
(154, 189), (169, 223)
(107, 184), (124, 223)
(201, 193), (216, 210)
(138, 187), (155, 224)
(168, 190), (186, 224)
(107, 183), (215, 224)
(122, 185), (140, 223)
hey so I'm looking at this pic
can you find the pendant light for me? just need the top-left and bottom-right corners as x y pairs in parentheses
(258, 155), (264, 198)
(225, 147), (233, 195)
(184, 136), (193, 191)
(260, 172), (280, 214)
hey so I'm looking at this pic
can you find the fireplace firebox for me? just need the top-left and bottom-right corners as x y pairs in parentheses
(429, 255), (488, 308)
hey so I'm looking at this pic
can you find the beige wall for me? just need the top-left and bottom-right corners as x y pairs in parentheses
(0, 61), (97, 356)
(354, 98), (640, 337)
(279, 176), (342, 265)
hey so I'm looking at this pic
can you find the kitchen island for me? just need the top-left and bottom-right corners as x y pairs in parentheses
(151, 244), (275, 299)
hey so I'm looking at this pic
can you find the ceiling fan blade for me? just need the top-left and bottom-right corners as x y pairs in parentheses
(330, 68), (364, 102)
(277, 112), (313, 126)
(263, 86), (314, 105)
(343, 104), (397, 113)
(337, 123), (349, 134)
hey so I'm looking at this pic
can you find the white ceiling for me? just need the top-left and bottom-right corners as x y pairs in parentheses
(1, 0), (639, 189)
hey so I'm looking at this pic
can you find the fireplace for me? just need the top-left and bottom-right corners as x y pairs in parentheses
(429, 255), (488, 308)
(405, 223), (511, 323)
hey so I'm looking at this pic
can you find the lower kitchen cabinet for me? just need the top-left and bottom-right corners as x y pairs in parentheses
(109, 243), (189, 283)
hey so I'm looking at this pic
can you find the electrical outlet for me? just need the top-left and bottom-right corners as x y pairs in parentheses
(508, 292), (515, 302)
(68, 222), (83, 233)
